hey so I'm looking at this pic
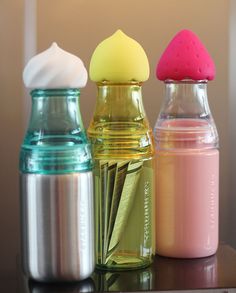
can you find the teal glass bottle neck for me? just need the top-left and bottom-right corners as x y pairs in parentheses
(28, 89), (84, 137)
(20, 89), (92, 174)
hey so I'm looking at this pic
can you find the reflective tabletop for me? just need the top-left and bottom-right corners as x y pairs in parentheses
(10, 245), (236, 292)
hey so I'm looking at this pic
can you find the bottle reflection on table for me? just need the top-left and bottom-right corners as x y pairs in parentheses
(27, 278), (95, 293)
(92, 266), (154, 292)
(20, 253), (217, 292)
(154, 253), (217, 290)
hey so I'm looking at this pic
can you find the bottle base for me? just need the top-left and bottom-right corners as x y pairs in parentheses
(96, 255), (152, 271)
(156, 247), (218, 259)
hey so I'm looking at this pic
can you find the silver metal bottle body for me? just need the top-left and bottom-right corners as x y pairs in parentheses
(20, 172), (94, 282)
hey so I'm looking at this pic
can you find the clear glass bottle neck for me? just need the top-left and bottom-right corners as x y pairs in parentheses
(93, 83), (146, 122)
(160, 81), (211, 119)
(155, 81), (219, 150)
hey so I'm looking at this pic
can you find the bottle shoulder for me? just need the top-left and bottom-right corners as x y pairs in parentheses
(154, 118), (219, 150)
(88, 120), (152, 136)
(20, 130), (93, 174)
(88, 121), (155, 160)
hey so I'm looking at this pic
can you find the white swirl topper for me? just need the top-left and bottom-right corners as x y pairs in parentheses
(23, 43), (88, 89)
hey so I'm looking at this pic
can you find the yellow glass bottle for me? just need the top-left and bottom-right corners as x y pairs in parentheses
(88, 82), (155, 270)
(88, 30), (155, 271)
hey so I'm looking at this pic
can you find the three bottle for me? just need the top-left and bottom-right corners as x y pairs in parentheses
(19, 29), (219, 282)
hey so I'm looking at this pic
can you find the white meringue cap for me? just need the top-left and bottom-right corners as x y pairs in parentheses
(23, 43), (88, 89)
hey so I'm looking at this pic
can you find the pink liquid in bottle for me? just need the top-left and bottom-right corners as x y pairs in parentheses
(155, 118), (219, 258)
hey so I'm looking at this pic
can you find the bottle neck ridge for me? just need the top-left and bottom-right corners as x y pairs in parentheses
(31, 88), (80, 97)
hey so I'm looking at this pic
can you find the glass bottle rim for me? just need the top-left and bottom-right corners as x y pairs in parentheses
(96, 81), (143, 86)
(30, 88), (80, 97)
(164, 79), (208, 84)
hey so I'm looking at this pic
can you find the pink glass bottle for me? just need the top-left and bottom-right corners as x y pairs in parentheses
(154, 30), (219, 258)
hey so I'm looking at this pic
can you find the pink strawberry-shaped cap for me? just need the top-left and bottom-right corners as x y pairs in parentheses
(156, 29), (215, 81)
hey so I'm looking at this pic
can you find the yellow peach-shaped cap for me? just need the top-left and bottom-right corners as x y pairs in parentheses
(89, 30), (149, 83)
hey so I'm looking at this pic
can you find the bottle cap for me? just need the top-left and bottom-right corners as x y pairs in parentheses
(89, 30), (149, 83)
(156, 29), (215, 81)
(23, 43), (88, 89)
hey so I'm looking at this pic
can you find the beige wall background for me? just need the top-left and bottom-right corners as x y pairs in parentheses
(36, 0), (230, 243)
(0, 0), (24, 275)
(0, 0), (234, 275)
(229, 0), (236, 249)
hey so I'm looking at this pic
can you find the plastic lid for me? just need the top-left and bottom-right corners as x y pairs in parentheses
(156, 29), (215, 81)
(89, 30), (149, 83)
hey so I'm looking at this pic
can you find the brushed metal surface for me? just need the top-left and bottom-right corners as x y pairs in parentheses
(20, 172), (94, 282)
